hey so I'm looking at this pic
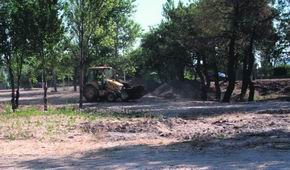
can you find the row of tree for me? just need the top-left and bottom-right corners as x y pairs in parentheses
(0, 0), (64, 111)
(1, 0), (289, 111)
(133, 0), (290, 102)
(0, 0), (140, 111)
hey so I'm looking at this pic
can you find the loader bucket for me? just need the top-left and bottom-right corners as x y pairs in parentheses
(126, 85), (145, 100)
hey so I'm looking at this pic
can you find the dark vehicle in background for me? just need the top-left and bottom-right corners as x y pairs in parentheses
(209, 72), (228, 82)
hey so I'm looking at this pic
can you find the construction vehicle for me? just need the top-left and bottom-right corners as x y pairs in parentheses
(84, 66), (144, 102)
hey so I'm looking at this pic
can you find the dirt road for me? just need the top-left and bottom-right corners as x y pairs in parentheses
(1, 88), (290, 169)
(1, 111), (290, 169)
(1, 88), (290, 116)
(1, 143), (290, 169)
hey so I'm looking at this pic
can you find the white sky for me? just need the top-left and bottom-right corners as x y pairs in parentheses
(133, 0), (189, 32)
(133, 0), (168, 32)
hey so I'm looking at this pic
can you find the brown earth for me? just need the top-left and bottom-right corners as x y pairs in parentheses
(0, 79), (290, 107)
(1, 110), (290, 169)
(1, 79), (290, 169)
(142, 78), (290, 101)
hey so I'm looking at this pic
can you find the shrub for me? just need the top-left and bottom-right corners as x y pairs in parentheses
(272, 65), (290, 77)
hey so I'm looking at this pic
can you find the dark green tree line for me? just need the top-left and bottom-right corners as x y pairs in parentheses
(136, 0), (290, 102)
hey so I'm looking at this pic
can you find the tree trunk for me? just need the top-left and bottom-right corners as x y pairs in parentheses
(194, 69), (198, 81)
(79, 0), (84, 109)
(223, 35), (237, 102)
(52, 68), (57, 92)
(43, 70), (48, 111)
(248, 81), (255, 101)
(247, 30), (256, 102)
(15, 54), (23, 109)
(8, 65), (16, 112)
(79, 59), (84, 108)
(240, 28), (256, 102)
(73, 66), (78, 92)
(29, 77), (32, 89)
(15, 72), (21, 109)
(202, 55), (210, 88)
(213, 62), (221, 101)
(15, 82), (20, 109)
(222, 2), (240, 103)
(176, 64), (185, 81)
(196, 55), (207, 101)
(240, 53), (249, 101)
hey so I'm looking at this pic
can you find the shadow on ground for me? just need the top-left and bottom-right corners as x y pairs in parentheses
(16, 130), (290, 169)
(0, 88), (79, 106)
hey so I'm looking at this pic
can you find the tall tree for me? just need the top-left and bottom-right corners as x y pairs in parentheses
(238, 0), (278, 101)
(10, 0), (36, 108)
(66, 0), (110, 109)
(0, 1), (16, 111)
(66, 0), (139, 108)
(0, 0), (35, 111)
(31, 0), (63, 111)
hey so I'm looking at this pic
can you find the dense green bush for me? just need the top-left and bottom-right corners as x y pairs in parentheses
(272, 65), (290, 77)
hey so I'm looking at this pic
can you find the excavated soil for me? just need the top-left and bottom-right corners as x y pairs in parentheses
(150, 80), (201, 100)
(1, 79), (290, 169)
(1, 110), (290, 169)
(81, 110), (290, 149)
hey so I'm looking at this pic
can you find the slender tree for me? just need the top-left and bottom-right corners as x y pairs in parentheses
(31, 0), (63, 111)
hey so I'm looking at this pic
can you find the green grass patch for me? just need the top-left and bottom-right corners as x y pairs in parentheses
(0, 105), (160, 141)
(0, 104), (160, 120)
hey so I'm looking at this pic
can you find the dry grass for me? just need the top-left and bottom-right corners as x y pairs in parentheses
(0, 106), (99, 141)
(0, 114), (87, 141)
(0, 105), (161, 141)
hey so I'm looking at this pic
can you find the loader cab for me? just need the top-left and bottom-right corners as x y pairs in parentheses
(86, 66), (113, 89)
(86, 66), (113, 81)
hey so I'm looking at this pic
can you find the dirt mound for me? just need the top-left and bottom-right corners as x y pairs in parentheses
(80, 112), (290, 149)
(81, 119), (171, 134)
(128, 78), (144, 86)
(254, 79), (290, 95)
(129, 78), (161, 93)
(81, 118), (197, 141)
(150, 80), (201, 99)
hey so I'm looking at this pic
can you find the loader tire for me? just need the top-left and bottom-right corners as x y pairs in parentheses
(84, 85), (98, 102)
(120, 90), (129, 102)
(106, 92), (116, 102)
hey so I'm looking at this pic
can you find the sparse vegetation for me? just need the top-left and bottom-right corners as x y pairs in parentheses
(0, 0), (290, 169)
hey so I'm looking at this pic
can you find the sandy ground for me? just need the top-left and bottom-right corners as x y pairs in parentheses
(1, 111), (290, 169)
(1, 87), (290, 116)
(1, 87), (290, 169)
(1, 141), (290, 169)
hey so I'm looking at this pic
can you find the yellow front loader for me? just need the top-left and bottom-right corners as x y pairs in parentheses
(84, 66), (144, 102)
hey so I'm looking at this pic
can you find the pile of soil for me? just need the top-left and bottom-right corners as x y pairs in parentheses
(149, 80), (201, 100)
(254, 79), (290, 95)
(131, 78), (290, 101)
(128, 78), (161, 93)
(128, 78), (144, 87)
(218, 79), (290, 101)
(80, 111), (290, 149)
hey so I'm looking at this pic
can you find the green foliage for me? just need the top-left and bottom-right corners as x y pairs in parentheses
(272, 65), (290, 77)
(0, 0), (289, 105)
(65, 0), (140, 72)
(135, 0), (289, 83)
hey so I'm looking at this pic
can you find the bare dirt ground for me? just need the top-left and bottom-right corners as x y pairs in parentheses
(1, 82), (290, 169)
(1, 112), (290, 169)
(1, 86), (290, 116)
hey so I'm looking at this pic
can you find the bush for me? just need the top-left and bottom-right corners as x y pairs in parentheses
(272, 65), (290, 77)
